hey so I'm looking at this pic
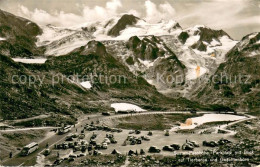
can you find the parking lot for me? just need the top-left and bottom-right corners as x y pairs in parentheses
(49, 123), (236, 162)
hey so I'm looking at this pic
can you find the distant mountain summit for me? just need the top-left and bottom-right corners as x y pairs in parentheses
(108, 14), (140, 37)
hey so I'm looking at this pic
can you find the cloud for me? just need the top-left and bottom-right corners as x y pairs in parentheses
(106, 0), (122, 11)
(176, 0), (260, 29)
(17, 0), (124, 27)
(12, 0), (260, 40)
(144, 0), (176, 23)
(17, 0), (177, 26)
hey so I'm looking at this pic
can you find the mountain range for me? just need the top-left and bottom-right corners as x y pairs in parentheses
(0, 9), (259, 122)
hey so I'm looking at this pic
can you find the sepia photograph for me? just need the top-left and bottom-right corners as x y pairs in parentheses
(0, 0), (259, 166)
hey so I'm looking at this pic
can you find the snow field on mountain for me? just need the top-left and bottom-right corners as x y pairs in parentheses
(111, 103), (146, 112)
(12, 58), (47, 64)
(171, 114), (246, 130)
(80, 81), (92, 89)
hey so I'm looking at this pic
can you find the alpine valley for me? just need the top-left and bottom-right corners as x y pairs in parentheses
(0, 9), (259, 123)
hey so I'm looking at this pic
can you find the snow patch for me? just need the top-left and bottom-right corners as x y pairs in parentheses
(45, 40), (88, 56)
(210, 39), (221, 46)
(111, 103), (146, 112)
(80, 81), (92, 89)
(171, 114), (246, 130)
(36, 25), (76, 46)
(12, 58), (47, 64)
(138, 59), (154, 68)
(185, 35), (200, 46)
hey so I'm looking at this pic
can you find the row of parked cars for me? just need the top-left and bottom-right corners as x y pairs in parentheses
(84, 124), (122, 133)
(148, 143), (181, 153)
(128, 130), (153, 136)
(203, 138), (232, 147)
(123, 135), (150, 146)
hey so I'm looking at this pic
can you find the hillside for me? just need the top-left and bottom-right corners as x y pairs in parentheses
(0, 9), (43, 57)
(0, 41), (206, 121)
(195, 32), (260, 114)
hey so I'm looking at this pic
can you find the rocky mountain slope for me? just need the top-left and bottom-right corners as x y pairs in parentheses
(0, 9), (43, 58)
(0, 40), (205, 121)
(194, 32), (260, 113)
(34, 14), (237, 97)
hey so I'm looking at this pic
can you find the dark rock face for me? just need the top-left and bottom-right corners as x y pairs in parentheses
(191, 41), (207, 51)
(126, 56), (135, 65)
(84, 40), (107, 56)
(197, 27), (230, 43)
(147, 56), (186, 88)
(173, 23), (182, 29)
(126, 35), (187, 89)
(127, 36), (141, 50)
(0, 9), (42, 57)
(108, 14), (139, 37)
(188, 27), (230, 52)
(126, 36), (165, 61)
(178, 32), (189, 44)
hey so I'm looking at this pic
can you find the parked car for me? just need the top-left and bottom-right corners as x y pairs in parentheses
(77, 153), (85, 157)
(91, 133), (97, 139)
(110, 138), (117, 144)
(182, 143), (194, 151)
(218, 138), (231, 145)
(165, 130), (170, 136)
(203, 140), (218, 147)
(188, 141), (199, 147)
(130, 140), (136, 145)
(141, 136), (150, 141)
(69, 154), (77, 158)
(43, 149), (51, 156)
(148, 146), (161, 153)
(65, 134), (73, 141)
(140, 149), (145, 155)
(73, 146), (81, 152)
(106, 133), (114, 138)
(128, 150), (135, 156)
(102, 112), (111, 116)
(81, 145), (87, 152)
(78, 134), (85, 139)
(136, 138), (142, 144)
(147, 131), (153, 136)
(88, 145), (93, 151)
(90, 139), (97, 145)
(72, 133), (78, 138)
(135, 130), (141, 134)
(163, 145), (174, 152)
(170, 144), (180, 150)
(63, 143), (69, 149)
(53, 158), (63, 165)
(93, 150), (102, 155)
(102, 143), (108, 149)
(129, 130), (135, 134)
(95, 143), (102, 150)
(103, 138), (111, 144)
(68, 142), (74, 148)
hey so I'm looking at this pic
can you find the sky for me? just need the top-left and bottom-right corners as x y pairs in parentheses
(0, 0), (259, 40)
